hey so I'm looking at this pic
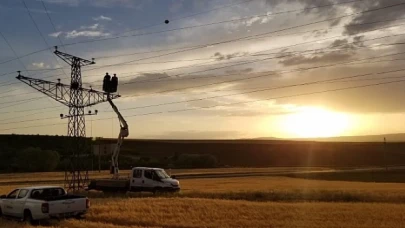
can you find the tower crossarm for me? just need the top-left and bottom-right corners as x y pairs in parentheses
(16, 73), (120, 108)
(83, 89), (120, 107)
(17, 74), (71, 106)
(54, 46), (94, 66)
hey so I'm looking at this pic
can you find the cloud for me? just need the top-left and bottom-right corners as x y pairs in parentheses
(32, 62), (50, 69)
(277, 36), (366, 67)
(115, 70), (255, 96)
(343, 0), (405, 35)
(93, 15), (112, 21)
(80, 23), (99, 30)
(41, 0), (80, 7)
(65, 30), (110, 39)
(49, 31), (62, 38)
(265, 0), (337, 18)
(226, 47), (405, 114)
(42, 0), (137, 8)
(245, 16), (262, 27)
(89, 0), (136, 8)
(213, 52), (247, 61)
(55, 23), (110, 39)
(279, 51), (353, 66)
(225, 68), (253, 74)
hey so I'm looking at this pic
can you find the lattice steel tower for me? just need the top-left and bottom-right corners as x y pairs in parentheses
(17, 46), (120, 191)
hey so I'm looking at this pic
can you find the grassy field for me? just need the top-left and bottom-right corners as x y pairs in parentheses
(2, 168), (405, 227)
(2, 199), (405, 228)
(0, 167), (327, 184)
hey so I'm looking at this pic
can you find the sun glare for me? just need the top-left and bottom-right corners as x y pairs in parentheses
(282, 107), (351, 138)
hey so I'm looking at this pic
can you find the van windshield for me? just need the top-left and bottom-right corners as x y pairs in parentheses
(155, 170), (170, 179)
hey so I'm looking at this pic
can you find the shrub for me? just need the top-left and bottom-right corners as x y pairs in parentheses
(12, 147), (60, 172)
(174, 154), (218, 168)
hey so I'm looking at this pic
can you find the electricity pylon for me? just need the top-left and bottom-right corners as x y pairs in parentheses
(17, 46), (120, 191)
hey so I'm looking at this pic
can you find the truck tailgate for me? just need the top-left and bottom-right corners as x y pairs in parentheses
(49, 198), (86, 214)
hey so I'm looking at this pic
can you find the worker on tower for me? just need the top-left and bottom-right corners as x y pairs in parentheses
(111, 74), (118, 93)
(103, 72), (111, 92)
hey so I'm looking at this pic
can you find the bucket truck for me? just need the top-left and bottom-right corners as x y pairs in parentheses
(87, 73), (180, 193)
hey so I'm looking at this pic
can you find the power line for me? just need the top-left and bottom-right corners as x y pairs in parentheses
(116, 42), (405, 97)
(78, 2), (405, 74)
(171, 72), (405, 96)
(0, 122), (65, 132)
(127, 52), (405, 97)
(3, 37), (405, 107)
(0, 7), (404, 82)
(128, 79), (405, 117)
(61, 0), (372, 48)
(21, 0), (68, 78)
(0, 0), (375, 67)
(5, 57), (405, 125)
(3, 25), (405, 108)
(116, 0), (257, 37)
(16, 16), (405, 84)
(21, 0), (51, 48)
(0, 105), (59, 115)
(0, 97), (46, 111)
(0, 96), (45, 106)
(0, 47), (49, 66)
(2, 77), (405, 132)
(0, 31), (31, 76)
(2, 4), (405, 110)
(25, 29), (405, 90)
(40, 0), (66, 52)
(116, 65), (405, 111)
(94, 16), (405, 59)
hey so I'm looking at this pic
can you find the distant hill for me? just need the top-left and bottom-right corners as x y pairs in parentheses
(256, 133), (405, 142)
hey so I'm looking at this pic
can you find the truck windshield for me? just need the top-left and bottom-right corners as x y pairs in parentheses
(155, 170), (170, 179)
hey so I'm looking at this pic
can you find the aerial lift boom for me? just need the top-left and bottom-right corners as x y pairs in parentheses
(108, 95), (129, 179)
(102, 73), (129, 179)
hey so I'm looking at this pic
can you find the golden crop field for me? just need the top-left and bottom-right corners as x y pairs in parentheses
(1, 168), (405, 228)
(2, 199), (405, 228)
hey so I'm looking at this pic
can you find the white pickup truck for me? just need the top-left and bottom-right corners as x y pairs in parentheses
(0, 186), (89, 224)
(88, 167), (180, 193)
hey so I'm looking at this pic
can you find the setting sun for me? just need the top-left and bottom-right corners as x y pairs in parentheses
(282, 107), (351, 138)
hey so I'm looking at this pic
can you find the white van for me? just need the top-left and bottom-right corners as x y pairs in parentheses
(88, 167), (180, 193)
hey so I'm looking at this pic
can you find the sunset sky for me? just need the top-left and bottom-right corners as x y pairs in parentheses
(1, 0), (405, 139)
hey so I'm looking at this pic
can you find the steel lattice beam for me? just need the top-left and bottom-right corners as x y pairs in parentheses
(16, 74), (120, 107)
(54, 46), (94, 67)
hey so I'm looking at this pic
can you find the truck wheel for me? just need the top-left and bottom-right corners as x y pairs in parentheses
(24, 210), (37, 225)
(0, 207), (3, 217)
(75, 213), (85, 220)
(153, 187), (162, 195)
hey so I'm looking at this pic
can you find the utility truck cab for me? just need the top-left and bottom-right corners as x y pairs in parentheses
(88, 167), (180, 193)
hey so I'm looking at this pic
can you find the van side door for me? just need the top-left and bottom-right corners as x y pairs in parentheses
(143, 170), (156, 190)
(131, 169), (144, 190)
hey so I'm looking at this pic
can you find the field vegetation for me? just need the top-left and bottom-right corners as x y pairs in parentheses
(2, 168), (405, 227)
(2, 199), (405, 228)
